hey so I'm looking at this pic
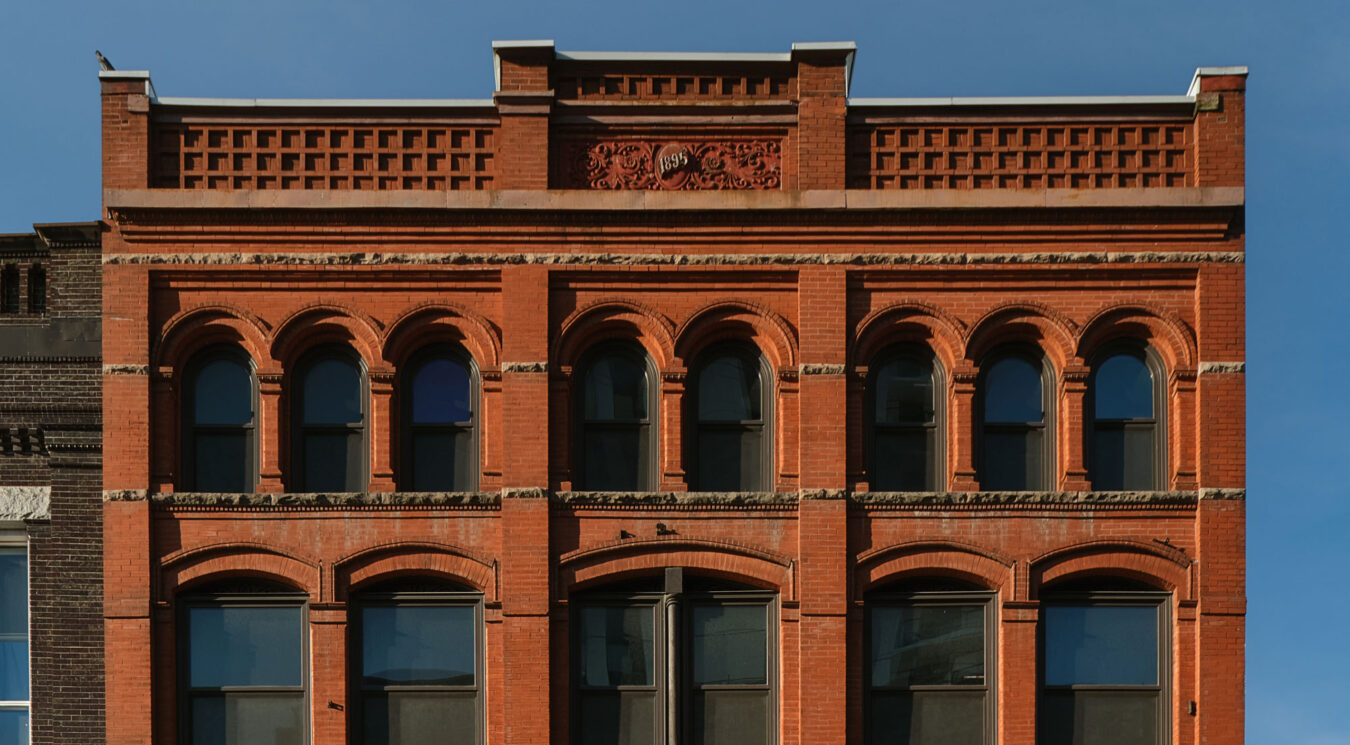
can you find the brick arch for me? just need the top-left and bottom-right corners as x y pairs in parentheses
(270, 303), (383, 368)
(155, 304), (272, 371)
(1077, 304), (1197, 372)
(674, 300), (797, 370)
(558, 537), (795, 601)
(553, 299), (676, 371)
(855, 540), (1014, 595)
(159, 542), (321, 600)
(333, 541), (497, 602)
(1030, 539), (1193, 600)
(853, 301), (967, 374)
(964, 302), (1078, 370)
(382, 302), (500, 370)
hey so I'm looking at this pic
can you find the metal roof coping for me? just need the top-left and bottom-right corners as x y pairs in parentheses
(1187, 66), (1249, 96)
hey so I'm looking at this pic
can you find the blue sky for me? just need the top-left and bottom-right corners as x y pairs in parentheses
(1, 0), (1344, 741)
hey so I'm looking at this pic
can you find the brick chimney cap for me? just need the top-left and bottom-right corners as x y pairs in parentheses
(1187, 66), (1249, 96)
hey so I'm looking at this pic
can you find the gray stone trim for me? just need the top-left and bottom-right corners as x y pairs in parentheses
(799, 488), (848, 500)
(103, 489), (149, 502)
(102, 364), (149, 375)
(150, 491), (500, 509)
(855, 490), (1200, 508)
(799, 363), (847, 375)
(1199, 488), (1246, 501)
(502, 487), (549, 499)
(0, 486), (50, 521)
(501, 361), (548, 373)
(556, 491), (798, 509)
(103, 250), (1245, 267)
(1198, 361), (1245, 374)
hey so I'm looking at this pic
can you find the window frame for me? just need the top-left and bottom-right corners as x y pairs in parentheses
(349, 584), (485, 745)
(572, 341), (659, 491)
(176, 585), (310, 745)
(687, 342), (774, 492)
(180, 346), (259, 492)
(398, 345), (480, 492)
(864, 587), (996, 745)
(865, 345), (945, 491)
(570, 579), (779, 745)
(1086, 344), (1167, 491)
(290, 345), (368, 492)
(0, 532), (29, 744)
(1038, 590), (1171, 745)
(976, 347), (1055, 491)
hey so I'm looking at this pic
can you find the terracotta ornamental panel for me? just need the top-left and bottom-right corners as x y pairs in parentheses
(553, 137), (783, 190)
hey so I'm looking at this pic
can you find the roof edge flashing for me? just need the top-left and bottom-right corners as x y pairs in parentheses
(848, 95), (1196, 107)
(153, 96), (497, 108)
(1188, 66), (1249, 96)
(493, 40), (556, 92)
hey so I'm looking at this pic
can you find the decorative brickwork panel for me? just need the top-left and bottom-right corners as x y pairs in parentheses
(552, 68), (795, 102)
(554, 138), (782, 190)
(847, 123), (1193, 189)
(152, 124), (498, 190)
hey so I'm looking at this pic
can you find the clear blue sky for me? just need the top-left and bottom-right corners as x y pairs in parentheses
(1, 0), (1343, 741)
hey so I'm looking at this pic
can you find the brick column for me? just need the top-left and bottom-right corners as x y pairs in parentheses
(791, 43), (853, 190)
(310, 607), (348, 745)
(100, 71), (153, 194)
(104, 498), (152, 745)
(659, 369), (687, 490)
(1195, 497), (1245, 745)
(950, 366), (979, 490)
(1191, 68), (1247, 187)
(999, 602), (1039, 745)
(368, 368), (396, 491)
(1058, 365), (1091, 490)
(257, 370), (284, 491)
(493, 41), (554, 190)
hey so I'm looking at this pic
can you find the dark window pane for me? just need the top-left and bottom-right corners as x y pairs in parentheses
(870, 605), (984, 687)
(188, 606), (303, 688)
(873, 430), (932, 491)
(1091, 427), (1154, 491)
(0, 552), (26, 635)
(1044, 605), (1158, 686)
(302, 432), (364, 492)
(194, 432), (249, 492)
(0, 710), (27, 745)
(1041, 691), (1158, 745)
(583, 426), (645, 491)
(698, 354), (761, 422)
(983, 429), (1042, 490)
(579, 606), (655, 687)
(1093, 354), (1153, 420)
(578, 691), (657, 745)
(692, 690), (768, 745)
(362, 605), (475, 686)
(691, 604), (766, 686)
(409, 430), (473, 491)
(983, 357), (1042, 423)
(870, 691), (984, 745)
(194, 358), (254, 426)
(412, 358), (472, 424)
(0, 268), (16, 314)
(585, 354), (648, 421)
(0, 642), (28, 702)
(302, 357), (362, 425)
(363, 692), (477, 745)
(697, 427), (762, 491)
(190, 694), (304, 745)
(875, 358), (935, 424)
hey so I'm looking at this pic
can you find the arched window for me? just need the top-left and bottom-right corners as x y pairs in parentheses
(574, 343), (656, 491)
(689, 343), (771, 491)
(26, 264), (44, 315)
(866, 578), (995, 745)
(868, 348), (942, 491)
(182, 348), (256, 492)
(0, 265), (17, 314)
(573, 571), (776, 745)
(401, 348), (477, 491)
(178, 578), (307, 745)
(292, 347), (366, 492)
(978, 350), (1052, 490)
(1040, 579), (1169, 745)
(353, 577), (483, 744)
(1089, 348), (1163, 490)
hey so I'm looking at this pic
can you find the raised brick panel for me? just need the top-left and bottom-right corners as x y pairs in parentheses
(1197, 263), (1245, 360)
(102, 79), (151, 192)
(496, 115), (549, 190)
(1195, 76), (1245, 187)
(848, 122), (1193, 189)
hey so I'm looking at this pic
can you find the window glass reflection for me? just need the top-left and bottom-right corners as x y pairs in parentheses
(875, 357), (934, 424)
(698, 354), (761, 422)
(1094, 354), (1153, 420)
(579, 605), (655, 687)
(585, 353), (647, 421)
(302, 357), (362, 425)
(362, 605), (475, 686)
(983, 357), (1042, 423)
(194, 358), (253, 426)
(1044, 605), (1158, 686)
(188, 606), (304, 688)
(412, 358), (472, 424)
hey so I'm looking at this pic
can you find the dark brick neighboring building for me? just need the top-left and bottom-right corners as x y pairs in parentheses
(0, 223), (103, 744)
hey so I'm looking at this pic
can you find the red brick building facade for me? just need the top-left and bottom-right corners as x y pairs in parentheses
(100, 42), (1245, 745)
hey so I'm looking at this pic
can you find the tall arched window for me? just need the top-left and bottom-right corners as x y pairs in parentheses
(689, 343), (771, 491)
(401, 348), (477, 491)
(292, 347), (366, 492)
(1089, 347), (1163, 490)
(182, 348), (257, 492)
(575, 343), (656, 491)
(868, 348), (942, 491)
(978, 350), (1052, 490)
